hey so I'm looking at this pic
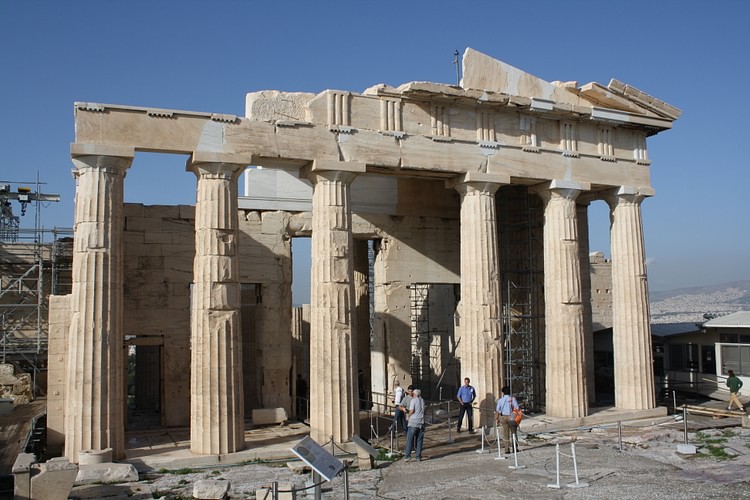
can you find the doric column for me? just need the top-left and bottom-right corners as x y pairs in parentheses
(65, 144), (133, 463)
(576, 200), (596, 404)
(307, 160), (365, 443)
(187, 152), (248, 455)
(370, 237), (409, 413)
(451, 172), (508, 427)
(534, 180), (589, 418)
(607, 187), (655, 409)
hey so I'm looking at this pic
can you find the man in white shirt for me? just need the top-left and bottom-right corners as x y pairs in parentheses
(392, 380), (407, 435)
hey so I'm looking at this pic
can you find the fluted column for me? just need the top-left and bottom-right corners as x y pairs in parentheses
(534, 180), (589, 418)
(187, 153), (247, 455)
(607, 187), (655, 409)
(452, 172), (507, 428)
(307, 160), (364, 443)
(65, 145), (133, 463)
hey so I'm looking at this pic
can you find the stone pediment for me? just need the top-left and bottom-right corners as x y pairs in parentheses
(461, 48), (681, 121)
(461, 48), (585, 107)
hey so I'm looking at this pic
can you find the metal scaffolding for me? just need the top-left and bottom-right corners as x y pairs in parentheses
(409, 283), (458, 401)
(498, 185), (545, 413)
(0, 180), (70, 396)
(409, 284), (432, 392)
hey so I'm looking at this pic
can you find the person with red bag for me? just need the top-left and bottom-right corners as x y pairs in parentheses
(494, 386), (520, 454)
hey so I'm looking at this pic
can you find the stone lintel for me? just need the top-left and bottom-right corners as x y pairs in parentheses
(70, 143), (135, 159)
(445, 171), (509, 189)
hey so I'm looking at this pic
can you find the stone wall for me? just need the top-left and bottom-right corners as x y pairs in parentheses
(590, 251), (613, 330)
(122, 204), (194, 427)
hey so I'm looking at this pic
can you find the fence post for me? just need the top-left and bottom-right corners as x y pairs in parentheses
(508, 433), (525, 470)
(447, 400), (454, 443)
(546, 443), (561, 488)
(566, 443), (589, 488)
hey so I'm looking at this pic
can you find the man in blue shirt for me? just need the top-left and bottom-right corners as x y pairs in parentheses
(495, 386), (519, 454)
(456, 377), (476, 433)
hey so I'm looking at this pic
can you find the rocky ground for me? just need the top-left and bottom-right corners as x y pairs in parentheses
(69, 412), (750, 499)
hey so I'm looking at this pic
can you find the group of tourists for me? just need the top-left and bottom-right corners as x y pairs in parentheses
(391, 381), (427, 461)
(392, 376), (522, 461)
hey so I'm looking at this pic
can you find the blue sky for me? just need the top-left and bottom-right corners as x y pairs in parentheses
(1, 1), (748, 300)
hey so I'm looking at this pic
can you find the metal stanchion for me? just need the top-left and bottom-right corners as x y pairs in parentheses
(683, 404), (688, 444)
(476, 426), (488, 453)
(313, 471), (322, 500)
(369, 410), (374, 443)
(447, 400), (454, 443)
(676, 404), (697, 454)
(567, 443), (588, 488)
(343, 461), (350, 500)
(508, 433), (525, 470)
(386, 424), (396, 457)
(494, 424), (506, 461)
(546, 443), (561, 488)
(618, 420), (623, 452)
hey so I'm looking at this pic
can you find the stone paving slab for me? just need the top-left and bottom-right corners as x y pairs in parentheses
(63, 407), (748, 498)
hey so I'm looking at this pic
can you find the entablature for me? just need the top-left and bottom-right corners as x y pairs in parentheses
(72, 49), (678, 197)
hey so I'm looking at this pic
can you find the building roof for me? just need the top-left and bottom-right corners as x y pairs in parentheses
(650, 323), (702, 338)
(703, 311), (750, 328)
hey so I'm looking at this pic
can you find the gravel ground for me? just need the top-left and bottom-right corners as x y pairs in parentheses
(69, 416), (750, 499)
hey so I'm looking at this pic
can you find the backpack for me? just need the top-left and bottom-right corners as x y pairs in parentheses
(510, 407), (523, 426)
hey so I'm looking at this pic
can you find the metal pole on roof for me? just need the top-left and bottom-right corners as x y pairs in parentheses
(453, 50), (460, 86)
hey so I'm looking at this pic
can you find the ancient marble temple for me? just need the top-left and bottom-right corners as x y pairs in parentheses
(48, 48), (680, 461)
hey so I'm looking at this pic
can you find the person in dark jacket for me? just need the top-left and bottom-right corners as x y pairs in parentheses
(726, 370), (744, 411)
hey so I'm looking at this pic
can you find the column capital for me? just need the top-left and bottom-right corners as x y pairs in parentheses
(310, 159), (366, 173)
(303, 159), (365, 184)
(186, 151), (249, 179)
(531, 179), (590, 202)
(604, 185), (655, 207)
(70, 144), (134, 174)
(189, 150), (253, 166)
(446, 171), (509, 194)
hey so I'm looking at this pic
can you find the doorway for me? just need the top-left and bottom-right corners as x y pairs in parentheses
(126, 339), (163, 430)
